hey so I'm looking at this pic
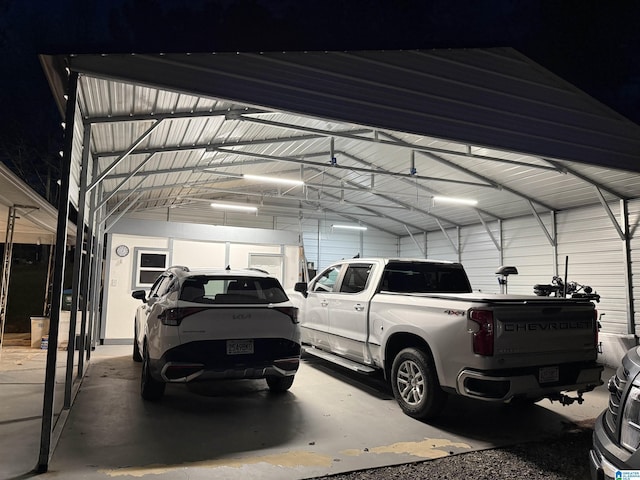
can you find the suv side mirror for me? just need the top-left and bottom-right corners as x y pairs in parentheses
(131, 290), (147, 302)
(294, 282), (308, 298)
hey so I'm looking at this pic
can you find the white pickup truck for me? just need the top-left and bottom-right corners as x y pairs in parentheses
(292, 258), (603, 420)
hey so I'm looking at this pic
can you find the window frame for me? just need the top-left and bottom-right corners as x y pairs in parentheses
(132, 248), (170, 289)
(311, 265), (343, 293)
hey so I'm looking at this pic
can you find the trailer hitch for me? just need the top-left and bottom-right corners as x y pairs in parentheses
(549, 392), (584, 406)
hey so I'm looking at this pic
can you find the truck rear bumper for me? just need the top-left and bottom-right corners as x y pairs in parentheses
(456, 363), (603, 402)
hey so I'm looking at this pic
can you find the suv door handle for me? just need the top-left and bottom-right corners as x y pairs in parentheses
(354, 304), (364, 311)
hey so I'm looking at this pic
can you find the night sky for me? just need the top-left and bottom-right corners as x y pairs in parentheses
(1, 0), (638, 195)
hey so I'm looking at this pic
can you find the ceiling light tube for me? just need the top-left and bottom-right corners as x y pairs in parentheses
(433, 196), (478, 206)
(332, 224), (367, 231)
(243, 174), (304, 186)
(210, 202), (258, 213)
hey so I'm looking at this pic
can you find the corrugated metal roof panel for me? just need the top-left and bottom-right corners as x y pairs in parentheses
(38, 49), (640, 236)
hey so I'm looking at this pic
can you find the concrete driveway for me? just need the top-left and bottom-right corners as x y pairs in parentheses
(16, 345), (610, 479)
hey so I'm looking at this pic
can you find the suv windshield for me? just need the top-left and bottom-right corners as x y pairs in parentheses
(179, 275), (289, 304)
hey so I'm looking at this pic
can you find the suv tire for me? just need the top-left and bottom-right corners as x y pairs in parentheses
(141, 343), (165, 401)
(266, 375), (295, 392)
(133, 322), (142, 362)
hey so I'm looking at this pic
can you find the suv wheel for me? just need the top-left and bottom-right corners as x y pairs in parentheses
(141, 343), (165, 401)
(133, 322), (142, 362)
(391, 347), (446, 420)
(266, 375), (295, 392)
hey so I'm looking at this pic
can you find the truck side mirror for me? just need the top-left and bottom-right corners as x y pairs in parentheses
(294, 282), (308, 298)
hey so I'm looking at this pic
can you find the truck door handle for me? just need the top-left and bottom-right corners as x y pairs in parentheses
(321, 301), (329, 307)
(354, 304), (365, 311)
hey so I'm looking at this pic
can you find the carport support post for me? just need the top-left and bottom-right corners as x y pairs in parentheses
(64, 123), (91, 408)
(78, 157), (98, 365)
(621, 200), (636, 336)
(38, 72), (78, 473)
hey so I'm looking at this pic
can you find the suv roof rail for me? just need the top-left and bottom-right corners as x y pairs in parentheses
(168, 265), (190, 272)
(246, 267), (270, 275)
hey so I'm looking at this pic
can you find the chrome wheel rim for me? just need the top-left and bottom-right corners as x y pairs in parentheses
(396, 359), (425, 406)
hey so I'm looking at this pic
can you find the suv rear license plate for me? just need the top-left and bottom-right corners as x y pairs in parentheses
(539, 366), (559, 384)
(227, 339), (254, 355)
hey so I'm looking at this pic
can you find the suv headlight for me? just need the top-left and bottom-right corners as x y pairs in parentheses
(621, 385), (640, 451)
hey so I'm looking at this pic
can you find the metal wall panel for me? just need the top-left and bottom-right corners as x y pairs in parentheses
(363, 231), (399, 259)
(459, 223), (501, 293)
(501, 215), (556, 295)
(68, 106), (84, 208)
(556, 204), (628, 335)
(399, 233), (427, 259)
(628, 199), (640, 337)
(424, 229), (459, 262)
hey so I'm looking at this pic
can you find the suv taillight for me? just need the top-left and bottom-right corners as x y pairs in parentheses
(469, 309), (494, 356)
(158, 307), (207, 326)
(272, 306), (299, 324)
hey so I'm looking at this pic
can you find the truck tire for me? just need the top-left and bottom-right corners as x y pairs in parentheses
(141, 344), (165, 401)
(391, 347), (446, 420)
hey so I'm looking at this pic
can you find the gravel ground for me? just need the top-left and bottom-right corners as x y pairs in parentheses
(310, 425), (593, 480)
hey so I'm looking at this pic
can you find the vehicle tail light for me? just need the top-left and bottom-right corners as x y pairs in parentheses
(469, 309), (494, 356)
(271, 306), (299, 324)
(158, 307), (208, 326)
(594, 309), (600, 348)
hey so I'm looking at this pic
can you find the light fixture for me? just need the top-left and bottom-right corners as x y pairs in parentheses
(331, 224), (367, 231)
(243, 174), (304, 186)
(433, 196), (478, 206)
(210, 202), (258, 213)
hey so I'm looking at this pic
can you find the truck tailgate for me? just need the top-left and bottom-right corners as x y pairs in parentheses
(491, 299), (597, 359)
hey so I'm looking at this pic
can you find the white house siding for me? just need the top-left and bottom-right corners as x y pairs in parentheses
(172, 239), (227, 269)
(103, 233), (170, 341)
(102, 220), (301, 343)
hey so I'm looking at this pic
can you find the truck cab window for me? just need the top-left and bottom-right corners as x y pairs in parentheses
(340, 264), (372, 293)
(312, 266), (342, 292)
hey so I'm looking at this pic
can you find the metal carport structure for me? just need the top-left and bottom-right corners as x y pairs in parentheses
(35, 48), (640, 471)
(0, 162), (76, 355)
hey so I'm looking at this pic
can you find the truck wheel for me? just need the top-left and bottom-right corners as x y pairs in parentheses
(133, 322), (142, 362)
(391, 347), (446, 420)
(266, 375), (295, 393)
(141, 344), (165, 401)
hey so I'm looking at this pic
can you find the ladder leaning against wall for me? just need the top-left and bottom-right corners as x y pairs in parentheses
(0, 206), (17, 355)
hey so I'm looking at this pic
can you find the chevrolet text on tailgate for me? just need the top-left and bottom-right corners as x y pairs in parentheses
(292, 258), (603, 420)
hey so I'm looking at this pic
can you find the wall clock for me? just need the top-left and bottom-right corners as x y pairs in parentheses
(115, 245), (130, 257)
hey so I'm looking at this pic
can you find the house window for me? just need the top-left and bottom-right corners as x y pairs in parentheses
(134, 249), (169, 288)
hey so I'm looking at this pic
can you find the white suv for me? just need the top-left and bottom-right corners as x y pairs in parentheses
(132, 266), (301, 400)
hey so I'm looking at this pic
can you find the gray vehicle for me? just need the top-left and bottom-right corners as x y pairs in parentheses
(591, 346), (640, 479)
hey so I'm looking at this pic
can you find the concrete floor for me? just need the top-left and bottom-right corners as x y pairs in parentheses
(1, 343), (612, 480)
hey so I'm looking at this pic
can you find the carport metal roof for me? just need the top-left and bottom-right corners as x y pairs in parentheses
(0, 162), (75, 245)
(33, 47), (640, 473)
(40, 48), (640, 237)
